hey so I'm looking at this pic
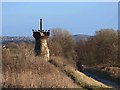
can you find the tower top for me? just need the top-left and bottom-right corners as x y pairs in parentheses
(32, 19), (50, 38)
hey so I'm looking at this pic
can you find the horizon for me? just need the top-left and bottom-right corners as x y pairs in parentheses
(2, 2), (118, 36)
(1, 33), (90, 37)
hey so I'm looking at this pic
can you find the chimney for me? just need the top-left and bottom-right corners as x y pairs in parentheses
(40, 19), (42, 30)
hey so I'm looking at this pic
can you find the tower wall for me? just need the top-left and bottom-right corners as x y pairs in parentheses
(32, 19), (50, 61)
(40, 38), (49, 61)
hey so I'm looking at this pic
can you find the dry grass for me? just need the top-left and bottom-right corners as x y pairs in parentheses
(103, 66), (120, 84)
(2, 43), (79, 88)
(49, 56), (111, 89)
(49, 56), (76, 70)
(2, 42), (111, 89)
(103, 66), (120, 78)
(85, 66), (120, 85)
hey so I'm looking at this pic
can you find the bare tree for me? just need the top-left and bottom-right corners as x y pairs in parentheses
(48, 28), (76, 59)
(76, 29), (118, 66)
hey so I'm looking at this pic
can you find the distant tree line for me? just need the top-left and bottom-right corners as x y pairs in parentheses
(48, 28), (119, 67)
(76, 29), (119, 67)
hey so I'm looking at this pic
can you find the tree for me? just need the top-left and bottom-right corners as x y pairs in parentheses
(76, 29), (118, 66)
(94, 29), (118, 65)
(48, 28), (76, 59)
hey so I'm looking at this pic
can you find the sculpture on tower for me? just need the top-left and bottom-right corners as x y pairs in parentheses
(32, 19), (50, 61)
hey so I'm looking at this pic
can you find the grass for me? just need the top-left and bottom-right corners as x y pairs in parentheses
(2, 42), (111, 89)
(49, 56), (111, 89)
(85, 66), (120, 85)
(2, 43), (80, 88)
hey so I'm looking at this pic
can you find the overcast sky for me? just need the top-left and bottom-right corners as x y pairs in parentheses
(2, 2), (118, 36)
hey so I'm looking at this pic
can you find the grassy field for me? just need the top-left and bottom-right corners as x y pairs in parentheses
(49, 57), (111, 89)
(2, 43), (79, 88)
(2, 43), (111, 89)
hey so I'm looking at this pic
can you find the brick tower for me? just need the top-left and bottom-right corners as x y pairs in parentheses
(32, 19), (50, 61)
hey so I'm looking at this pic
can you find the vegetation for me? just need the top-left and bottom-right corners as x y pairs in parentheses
(2, 28), (119, 88)
(85, 66), (120, 85)
(75, 29), (120, 87)
(2, 43), (79, 88)
(48, 28), (76, 60)
(76, 29), (118, 66)
(49, 57), (110, 89)
(48, 28), (119, 67)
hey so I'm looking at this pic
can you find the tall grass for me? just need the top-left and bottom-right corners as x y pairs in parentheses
(2, 43), (79, 88)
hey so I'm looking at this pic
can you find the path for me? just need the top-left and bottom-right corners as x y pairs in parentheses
(83, 71), (120, 89)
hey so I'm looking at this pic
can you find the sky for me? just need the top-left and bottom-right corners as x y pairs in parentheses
(2, 2), (118, 36)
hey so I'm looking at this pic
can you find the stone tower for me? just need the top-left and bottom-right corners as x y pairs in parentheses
(32, 19), (50, 61)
